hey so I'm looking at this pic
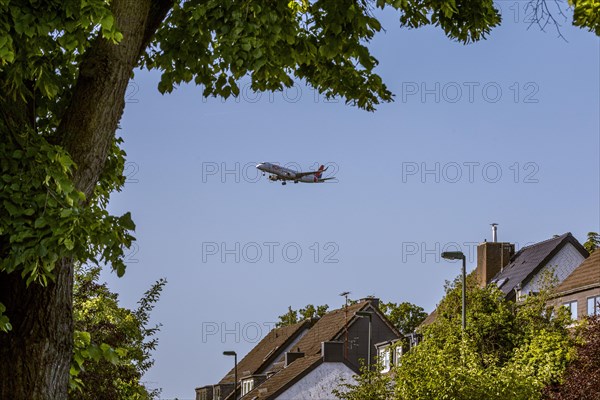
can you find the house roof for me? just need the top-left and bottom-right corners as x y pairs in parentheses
(235, 299), (391, 399)
(289, 301), (371, 356)
(554, 250), (600, 294)
(419, 308), (438, 327)
(216, 298), (399, 399)
(490, 232), (588, 300)
(240, 355), (323, 400)
(218, 320), (311, 385)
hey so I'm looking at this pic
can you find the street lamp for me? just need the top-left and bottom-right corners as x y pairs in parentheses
(223, 351), (237, 399)
(441, 251), (467, 331)
(355, 311), (373, 372)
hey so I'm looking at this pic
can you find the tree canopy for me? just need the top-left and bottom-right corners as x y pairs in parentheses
(334, 274), (578, 400)
(70, 265), (165, 399)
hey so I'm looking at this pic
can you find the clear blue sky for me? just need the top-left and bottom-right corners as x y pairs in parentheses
(103, 6), (599, 399)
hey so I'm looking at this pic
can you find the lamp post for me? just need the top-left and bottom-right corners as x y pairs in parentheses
(355, 311), (373, 372)
(441, 251), (467, 331)
(223, 351), (237, 399)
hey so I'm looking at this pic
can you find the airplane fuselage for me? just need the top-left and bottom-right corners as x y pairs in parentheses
(256, 162), (328, 184)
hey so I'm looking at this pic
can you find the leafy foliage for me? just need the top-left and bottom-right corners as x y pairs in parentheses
(583, 231), (599, 253)
(0, 130), (136, 331)
(379, 301), (427, 336)
(570, 0), (600, 35)
(544, 316), (600, 400)
(277, 304), (330, 327)
(145, 0), (503, 111)
(391, 274), (575, 400)
(70, 264), (166, 399)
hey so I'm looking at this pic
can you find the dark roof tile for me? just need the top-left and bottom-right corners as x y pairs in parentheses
(490, 233), (587, 299)
(219, 320), (310, 385)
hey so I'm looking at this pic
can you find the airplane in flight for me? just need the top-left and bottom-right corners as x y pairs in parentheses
(256, 162), (336, 185)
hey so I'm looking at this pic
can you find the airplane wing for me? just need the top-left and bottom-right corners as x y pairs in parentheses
(294, 166), (328, 179)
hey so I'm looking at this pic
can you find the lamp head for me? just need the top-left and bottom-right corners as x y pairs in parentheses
(441, 251), (465, 261)
(223, 351), (237, 356)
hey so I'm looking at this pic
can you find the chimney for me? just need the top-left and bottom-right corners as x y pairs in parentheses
(360, 296), (380, 309)
(321, 341), (344, 362)
(476, 241), (515, 287)
(284, 352), (304, 367)
(491, 223), (498, 242)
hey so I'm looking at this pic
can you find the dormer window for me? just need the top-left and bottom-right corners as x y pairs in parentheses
(241, 378), (254, 396)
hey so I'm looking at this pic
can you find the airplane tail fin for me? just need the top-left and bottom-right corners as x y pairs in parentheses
(315, 165), (325, 179)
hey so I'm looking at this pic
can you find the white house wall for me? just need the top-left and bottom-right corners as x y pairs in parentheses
(274, 363), (356, 400)
(522, 243), (585, 294)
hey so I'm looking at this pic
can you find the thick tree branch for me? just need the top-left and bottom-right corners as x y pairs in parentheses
(58, 0), (172, 197)
(139, 0), (175, 60)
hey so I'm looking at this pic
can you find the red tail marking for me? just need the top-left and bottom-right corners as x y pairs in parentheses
(316, 165), (325, 179)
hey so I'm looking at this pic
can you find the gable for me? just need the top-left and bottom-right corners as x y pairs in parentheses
(522, 242), (587, 295)
(554, 250), (600, 294)
(490, 233), (588, 300)
(274, 362), (356, 400)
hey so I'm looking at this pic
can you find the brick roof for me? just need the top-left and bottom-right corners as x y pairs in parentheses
(490, 232), (588, 300)
(218, 320), (310, 385)
(555, 250), (600, 294)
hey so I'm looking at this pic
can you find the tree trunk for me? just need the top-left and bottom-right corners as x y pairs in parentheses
(0, 0), (171, 398)
(0, 260), (74, 399)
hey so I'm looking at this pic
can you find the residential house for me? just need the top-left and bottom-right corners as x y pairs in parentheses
(486, 232), (588, 301)
(195, 297), (401, 400)
(196, 319), (311, 400)
(421, 232), (591, 327)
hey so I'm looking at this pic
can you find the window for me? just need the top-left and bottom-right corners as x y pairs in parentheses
(214, 386), (221, 400)
(394, 346), (403, 366)
(241, 379), (254, 396)
(588, 296), (600, 316)
(563, 300), (578, 320)
(378, 347), (391, 373)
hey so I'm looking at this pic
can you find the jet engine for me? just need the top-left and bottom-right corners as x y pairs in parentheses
(268, 175), (280, 181)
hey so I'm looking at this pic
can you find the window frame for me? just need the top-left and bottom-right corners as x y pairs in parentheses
(588, 295), (600, 316)
(378, 346), (391, 373)
(241, 379), (254, 396)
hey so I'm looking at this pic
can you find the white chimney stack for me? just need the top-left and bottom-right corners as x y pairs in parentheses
(491, 223), (498, 242)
